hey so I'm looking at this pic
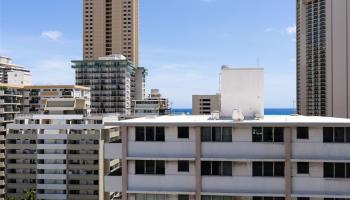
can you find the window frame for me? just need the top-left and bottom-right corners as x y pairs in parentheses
(178, 127), (189, 139)
(178, 160), (189, 172)
(297, 127), (309, 139)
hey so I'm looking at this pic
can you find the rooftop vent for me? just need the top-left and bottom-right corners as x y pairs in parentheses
(210, 111), (220, 120)
(232, 109), (244, 121)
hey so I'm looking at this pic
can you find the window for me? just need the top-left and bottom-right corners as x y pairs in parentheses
(297, 162), (309, 174)
(323, 127), (350, 143)
(297, 127), (309, 139)
(201, 127), (232, 142)
(202, 196), (232, 200)
(135, 160), (165, 175)
(136, 194), (166, 200)
(178, 195), (189, 200)
(201, 161), (232, 176)
(296, 198), (309, 200)
(252, 162), (284, 177)
(252, 127), (284, 142)
(253, 197), (285, 200)
(178, 161), (189, 172)
(323, 127), (333, 142)
(178, 127), (189, 138)
(334, 128), (345, 143)
(324, 162), (350, 178)
(135, 127), (165, 142)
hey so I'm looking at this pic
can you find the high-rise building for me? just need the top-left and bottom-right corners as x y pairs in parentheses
(0, 56), (32, 85)
(297, 0), (350, 118)
(83, 0), (139, 65)
(5, 88), (119, 200)
(192, 94), (220, 115)
(72, 54), (146, 114)
(131, 89), (171, 115)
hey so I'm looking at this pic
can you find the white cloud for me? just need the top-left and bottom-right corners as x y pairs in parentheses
(41, 31), (63, 41)
(264, 28), (273, 33)
(286, 25), (296, 34)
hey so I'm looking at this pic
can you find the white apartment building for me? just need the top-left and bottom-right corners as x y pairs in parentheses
(100, 67), (350, 200)
(0, 56), (32, 85)
(131, 89), (170, 116)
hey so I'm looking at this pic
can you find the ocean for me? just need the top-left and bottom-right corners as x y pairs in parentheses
(171, 108), (296, 115)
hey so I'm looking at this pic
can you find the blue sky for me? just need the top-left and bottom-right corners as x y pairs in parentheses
(0, 0), (296, 108)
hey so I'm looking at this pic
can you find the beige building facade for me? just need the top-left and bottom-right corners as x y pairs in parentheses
(297, 0), (350, 118)
(83, 0), (139, 65)
(192, 94), (220, 115)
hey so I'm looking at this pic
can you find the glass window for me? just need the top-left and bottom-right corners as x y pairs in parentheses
(135, 160), (144, 174)
(178, 161), (189, 172)
(201, 161), (211, 175)
(297, 162), (309, 174)
(324, 162), (334, 178)
(274, 127), (284, 142)
(135, 127), (144, 141)
(155, 127), (165, 141)
(263, 127), (273, 142)
(323, 127), (334, 142)
(178, 127), (189, 138)
(146, 127), (155, 141)
(252, 127), (263, 142)
(252, 162), (263, 176)
(222, 161), (232, 176)
(222, 127), (232, 142)
(178, 195), (189, 200)
(201, 127), (211, 142)
(346, 128), (350, 143)
(211, 161), (221, 176)
(334, 128), (345, 143)
(297, 127), (309, 139)
(347, 163), (350, 178)
(274, 162), (284, 177)
(334, 163), (345, 178)
(145, 160), (155, 174)
(212, 127), (222, 142)
(156, 160), (165, 175)
(263, 162), (274, 176)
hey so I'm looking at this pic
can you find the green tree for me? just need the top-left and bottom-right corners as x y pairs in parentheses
(7, 189), (37, 200)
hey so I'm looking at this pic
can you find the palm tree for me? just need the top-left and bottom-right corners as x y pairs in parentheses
(21, 189), (37, 200)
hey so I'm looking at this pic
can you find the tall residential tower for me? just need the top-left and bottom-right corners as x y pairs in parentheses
(297, 0), (350, 118)
(83, 0), (139, 65)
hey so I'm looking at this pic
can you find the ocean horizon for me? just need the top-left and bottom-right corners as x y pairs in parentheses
(171, 108), (296, 115)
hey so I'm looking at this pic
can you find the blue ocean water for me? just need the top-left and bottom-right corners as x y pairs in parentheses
(171, 108), (295, 115)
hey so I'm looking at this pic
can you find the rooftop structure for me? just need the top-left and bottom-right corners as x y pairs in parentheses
(192, 94), (220, 115)
(131, 89), (170, 115)
(0, 56), (32, 86)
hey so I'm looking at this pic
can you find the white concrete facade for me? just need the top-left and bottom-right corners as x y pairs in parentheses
(104, 115), (350, 200)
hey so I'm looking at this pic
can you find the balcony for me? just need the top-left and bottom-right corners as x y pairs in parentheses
(292, 142), (350, 160)
(128, 141), (195, 159)
(202, 142), (284, 160)
(202, 176), (285, 195)
(128, 174), (195, 193)
(36, 194), (67, 200)
(292, 177), (350, 196)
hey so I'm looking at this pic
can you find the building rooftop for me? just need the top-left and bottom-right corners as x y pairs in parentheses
(107, 114), (350, 127)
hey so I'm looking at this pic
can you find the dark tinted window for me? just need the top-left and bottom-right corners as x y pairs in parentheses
(135, 127), (144, 141)
(156, 160), (165, 175)
(146, 127), (155, 141)
(178, 127), (189, 138)
(145, 160), (155, 174)
(297, 162), (309, 174)
(274, 127), (284, 142)
(201, 127), (211, 142)
(324, 162), (334, 178)
(263, 127), (273, 142)
(347, 128), (350, 143)
(212, 127), (222, 142)
(297, 127), (309, 139)
(347, 163), (350, 178)
(201, 161), (211, 175)
(253, 162), (263, 176)
(222, 161), (232, 176)
(274, 162), (284, 177)
(222, 127), (232, 142)
(135, 160), (144, 174)
(334, 128), (345, 143)
(263, 162), (274, 176)
(178, 195), (189, 200)
(211, 161), (221, 175)
(252, 127), (263, 142)
(323, 127), (334, 142)
(155, 127), (165, 141)
(334, 163), (345, 178)
(178, 161), (189, 172)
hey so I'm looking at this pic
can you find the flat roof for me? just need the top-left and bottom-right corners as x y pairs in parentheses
(23, 85), (90, 90)
(106, 115), (350, 127)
